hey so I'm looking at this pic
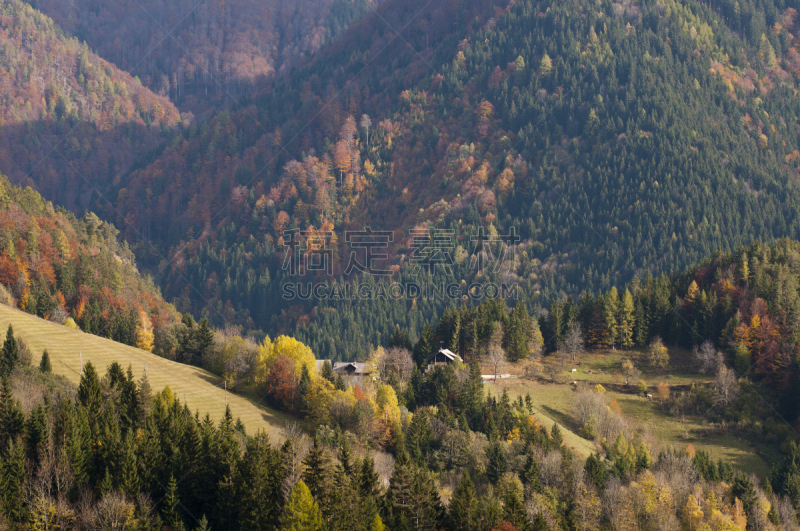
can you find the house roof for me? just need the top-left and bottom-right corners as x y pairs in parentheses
(333, 362), (369, 374)
(314, 359), (331, 372)
(427, 348), (462, 363)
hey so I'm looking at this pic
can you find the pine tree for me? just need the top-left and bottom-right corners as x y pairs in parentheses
(732, 471), (757, 516)
(486, 440), (508, 484)
(39, 349), (51, 373)
(585, 453), (607, 490)
(1, 437), (26, 522)
(522, 449), (542, 492)
(303, 437), (331, 502)
(196, 318), (214, 365)
(414, 322), (435, 367)
(0, 377), (23, 450)
(507, 302), (530, 361)
(409, 468), (444, 529)
(298, 363), (311, 414)
(502, 483), (527, 530)
(636, 442), (653, 472)
(282, 480), (324, 531)
(120, 430), (139, 496)
(550, 424), (563, 447)
(162, 473), (186, 531)
(335, 374), (346, 391)
(78, 361), (102, 420)
(0, 325), (18, 376)
(386, 450), (414, 530)
(321, 360), (335, 383)
(236, 432), (285, 529)
(358, 455), (380, 498)
(193, 516), (211, 531)
(24, 403), (47, 469)
(450, 471), (478, 530)
(98, 467), (113, 497)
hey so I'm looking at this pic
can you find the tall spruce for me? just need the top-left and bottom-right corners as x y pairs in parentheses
(0, 325), (18, 375)
(77, 361), (102, 421)
(39, 349), (51, 373)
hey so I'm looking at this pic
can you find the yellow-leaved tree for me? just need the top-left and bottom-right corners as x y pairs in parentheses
(136, 310), (154, 352)
(375, 384), (400, 424)
(254, 335), (273, 386)
(260, 335), (316, 379)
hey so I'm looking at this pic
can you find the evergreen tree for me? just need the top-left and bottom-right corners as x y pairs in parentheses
(0, 437), (26, 522)
(162, 473), (186, 531)
(386, 450), (414, 530)
(24, 403), (47, 469)
(486, 440), (508, 484)
(98, 467), (113, 497)
(321, 361), (335, 383)
(389, 326), (414, 351)
(414, 322), (435, 367)
(449, 471), (477, 530)
(335, 374), (346, 391)
(120, 430), (139, 496)
(0, 325), (18, 376)
(0, 377), (23, 449)
(303, 437), (331, 502)
(78, 361), (102, 420)
(732, 471), (758, 516)
(409, 468), (444, 530)
(636, 442), (653, 471)
(522, 449), (542, 492)
(39, 349), (51, 373)
(550, 424), (563, 447)
(237, 432), (285, 529)
(298, 364), (311, 414)
(585, 453), (607, 491)
(196, 317), (214, 365)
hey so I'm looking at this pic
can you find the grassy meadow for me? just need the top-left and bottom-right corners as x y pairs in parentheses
(0, 304), (290, 438)
(486, 346), (771, 477)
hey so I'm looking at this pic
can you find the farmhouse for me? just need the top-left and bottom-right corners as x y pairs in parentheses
(427, 348), (462, 367)
(333, 361), (369, 376)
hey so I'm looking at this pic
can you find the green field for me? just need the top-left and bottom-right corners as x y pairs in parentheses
(0, 304), (290, 438)
(542, 348), (710, 387)
(488, 346), (772, 478)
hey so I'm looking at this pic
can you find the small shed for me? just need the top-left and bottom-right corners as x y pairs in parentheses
(427, 348), (462, 367)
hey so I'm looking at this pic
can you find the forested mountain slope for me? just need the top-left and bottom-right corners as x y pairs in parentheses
(0, 172), (180, 347)
(30, 0), (382, 114)
(14, 0), (800, 359)
(0, 0), (182, 213)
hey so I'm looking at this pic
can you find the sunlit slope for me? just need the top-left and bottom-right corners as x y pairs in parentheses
(0, 304), (288, 437)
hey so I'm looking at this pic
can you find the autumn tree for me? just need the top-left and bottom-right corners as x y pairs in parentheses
(618, 289), (635, 348)
(559, 322), (586, 362)
(647, 336), (669, 370)
(281, 481), (323, 531)
(621, 359), (640, 386)
(603, 288), (619, 349)
(136, 310), (154, 352)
